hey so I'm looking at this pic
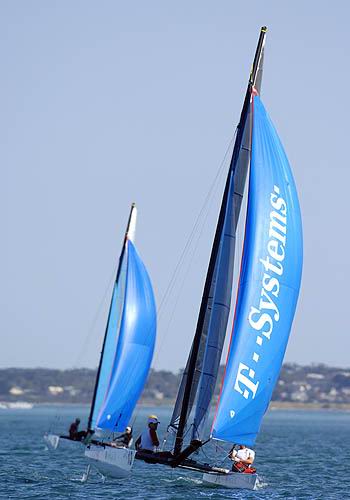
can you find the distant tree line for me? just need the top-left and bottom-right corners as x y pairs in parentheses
(0, 363), (349, 405)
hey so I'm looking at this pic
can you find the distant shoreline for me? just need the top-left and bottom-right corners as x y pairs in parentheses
(269, 401), (350, 411)
(1, 400), (349, 411)
(2, 364), (350, 407)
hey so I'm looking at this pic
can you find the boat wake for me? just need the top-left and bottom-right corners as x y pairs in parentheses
(163, 475), (203, 486)
(256, 476), (268, 489)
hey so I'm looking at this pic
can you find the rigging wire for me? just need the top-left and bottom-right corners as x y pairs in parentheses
(72, 264), (118, 369)
(131, 133), (237, 431)
(156, 179), (221, 359)
(150, 131), (237, 369)
(72, 131), (236, 375)
(46, 257), (118, 430)
(71, 128), (235, 373)
(49, 132), (237, 437)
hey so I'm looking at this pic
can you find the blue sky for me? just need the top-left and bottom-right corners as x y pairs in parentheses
(2, 1), (349, 371)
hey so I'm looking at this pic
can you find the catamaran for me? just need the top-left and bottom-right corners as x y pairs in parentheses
(45, 204), (157, 479)
(135, 27), (303, 491)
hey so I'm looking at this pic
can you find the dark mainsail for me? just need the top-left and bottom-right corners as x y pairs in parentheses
(171, 27), (267, 456)
(191, 106), (252, 440)
(169, 255), (219, 432)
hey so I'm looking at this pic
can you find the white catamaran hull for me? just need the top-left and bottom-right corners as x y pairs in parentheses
(202, 471), (258, 490)
(85, 444), (135, 478)
(44, 434), (84, 450)
(44, 433), (60, 450)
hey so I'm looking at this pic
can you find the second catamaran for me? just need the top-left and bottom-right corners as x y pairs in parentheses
(45, 204), (157, 479)
(84, 203), (157, 478)
(135, 27), (303, 491)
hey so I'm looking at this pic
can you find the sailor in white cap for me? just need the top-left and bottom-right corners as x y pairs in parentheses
(135, 415), (160, 452)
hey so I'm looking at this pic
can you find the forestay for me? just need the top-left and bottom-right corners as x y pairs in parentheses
(212, 95), (302, 446)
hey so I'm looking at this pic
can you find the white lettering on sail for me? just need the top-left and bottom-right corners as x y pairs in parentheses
(262, 273), (279, 297)
(259, 288), (280, 321)
(234, 362), (259, 399)
(248, 185), (287, 346)
(249, 307), (273, 339)
(233, 185), (287, 402)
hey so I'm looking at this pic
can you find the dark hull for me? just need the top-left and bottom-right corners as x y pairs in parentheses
(135, 450), (227, 475)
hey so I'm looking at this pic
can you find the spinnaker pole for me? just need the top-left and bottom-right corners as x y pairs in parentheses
(87, 203), (137, 431)
(173, 27), (267, 458)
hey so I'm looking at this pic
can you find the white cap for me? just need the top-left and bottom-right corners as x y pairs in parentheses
(148, 415), (160, 424)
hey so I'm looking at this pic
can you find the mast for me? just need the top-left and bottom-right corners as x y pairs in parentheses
(173, 27), (267, 457)
(87, 203), (137, 431)
(250, 26), (267, 89)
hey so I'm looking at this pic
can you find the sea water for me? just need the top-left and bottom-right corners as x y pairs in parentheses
(0, 405), (349, 499)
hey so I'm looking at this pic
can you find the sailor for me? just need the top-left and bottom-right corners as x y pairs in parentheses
(68, 418), (87, 441)
(229, 444), (256, 473)
(135, 415), (160, 452)
(111, 426), (133, 448)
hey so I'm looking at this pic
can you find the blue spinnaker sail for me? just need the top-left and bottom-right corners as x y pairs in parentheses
(95, 240), (156, 432)
(212, 95), (302, 446)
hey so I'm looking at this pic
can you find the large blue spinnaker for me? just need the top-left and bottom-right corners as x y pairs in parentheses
(95, 240), (156, 432)
(212, 95), (302, 446)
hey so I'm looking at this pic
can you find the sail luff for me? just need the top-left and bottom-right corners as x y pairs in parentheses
(88, 203), (137, 431)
